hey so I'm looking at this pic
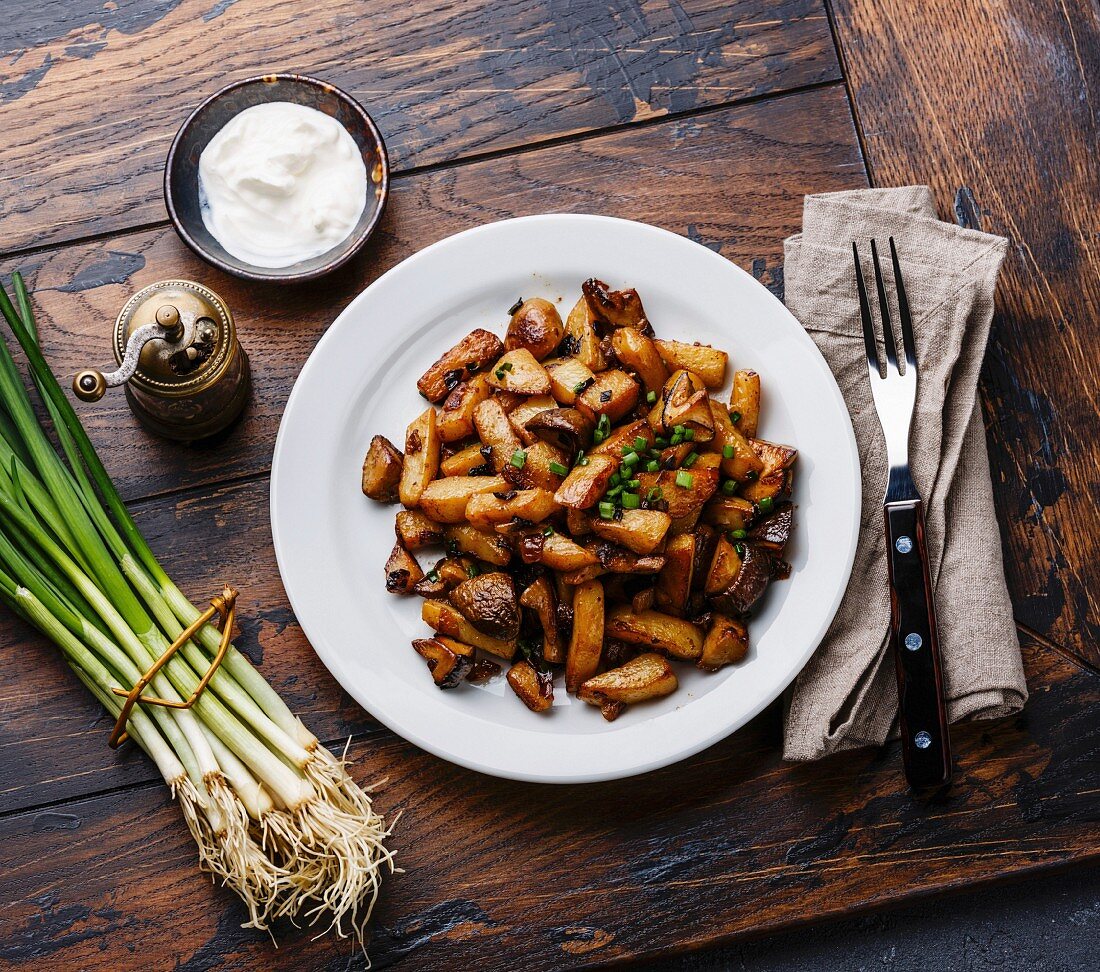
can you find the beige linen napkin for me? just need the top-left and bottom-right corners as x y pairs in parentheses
(781, 187), (1028, 761)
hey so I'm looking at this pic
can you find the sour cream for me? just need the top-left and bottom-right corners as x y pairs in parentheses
(198, 101), (367, 268)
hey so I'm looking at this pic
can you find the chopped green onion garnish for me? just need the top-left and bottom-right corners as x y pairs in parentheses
(735, 542), (746, 557)
(647, 486), (664, 502)
(598, 501), (615, 519)
(682, 452), (699, 468)
(626, 478), (640, 489)
(542, 525), (555, 536)
(549, 461), (569, 476)
(646, 390), (657, 404)
(722, 444), (735, 459)
(675, 471), (694, 489)
(509, 449), (527, 469)
(501, 361), (513, 372)
(670, 433), (683, 446)
(621, 492), (640, 509)
(621, 451), (639, 469)
(673, 425), (686, 435)
(466, 563), (480, 577)
(732, 528), (747, 539)
(606, 485), (623, 498)
(494, 369), (506, 379)
(758, 495), (774, 512)
(730, 410), (742, 423)
(645, 460), (659, 473)
(654, 437), (669, 448)
(721, 479), (737, 495)
(609, 472), (622, 486)
(621, 444), (635, 456)
(427, 569), (440, 582)
(578, 457), (590, 466)
(573, 381), (587, 393)
(683, 428), (695, 441)
(633, 436), (647, 451)
(597, 414), (611, 435)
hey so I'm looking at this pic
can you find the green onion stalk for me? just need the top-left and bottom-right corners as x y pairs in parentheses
(0, 274), (394, 945)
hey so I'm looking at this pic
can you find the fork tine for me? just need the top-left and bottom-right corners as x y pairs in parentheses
(889, 237), (917, 372)
(870, 239), (899, 373)
(852, 242), (880, 376)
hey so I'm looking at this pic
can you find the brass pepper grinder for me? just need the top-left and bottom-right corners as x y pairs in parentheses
(74, 280), (250, 441)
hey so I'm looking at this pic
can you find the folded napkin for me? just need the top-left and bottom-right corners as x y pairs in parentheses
(781, 187), (1028, 761)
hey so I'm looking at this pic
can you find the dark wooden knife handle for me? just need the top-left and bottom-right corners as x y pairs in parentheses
(884, 499), (952, 792)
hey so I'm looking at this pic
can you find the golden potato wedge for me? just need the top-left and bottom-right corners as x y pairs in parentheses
(563, 296), (607, 371)
(487, 348), (552, 395)
(578, 652), (677, 711)
(654, 339), (728, 388)
(586, 539), (665, 575)
(730, 369), (761, 438)
(611, 328), (669, 394)
(412, 637), (475, 688)
(520, 576), (565, 663)
(508, 395), (558, 444)
(589, 509), (671, 555)
(506, 298), (565, 361)
(507, 660), (554, 712)
(565, 506), (593, 536)
(576, 369), (640, 424)
(566, 579), (605, 692)
(606, 606), (704, 660)
(554, 454), (619, 509)
(417, 475), (509, 523)
(709, 399), (765, 481)
(544, 356), (597, 405)
(440, 442), (492, 477)
(395, 510), (444, 549)
(422, 599), (517, 659)
(465, 488), (560, 529)
(739, 439), (798, 503)
(581, 278), (648, 328)
(699, 614), (749, 670)
(589, 418), (654, 458)
(702, 495), (755, 531)
(418, 328), (504, 403)
(473, 397), (524, 473)
(508, 440), (570, 490)
(523, 531), (601, 571)
(384, 542), (424, 594)
(399, 408), (441, 508)
(637, 466), (719, 519)
(437, 374), (493, 443)
(654, 533), (695, 615)
(668, 509), (703, 536)
(445, 524), (512, 566)
(362, 434), (404, 502)
(650, 369), (714, 441)
(449, 571), (520, 640)
(704, 536), (743, 596)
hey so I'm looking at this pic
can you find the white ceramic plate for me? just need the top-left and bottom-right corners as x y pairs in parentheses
(271, 215), (859, 783)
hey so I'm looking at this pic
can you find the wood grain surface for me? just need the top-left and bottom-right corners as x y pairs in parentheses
(828, 0), (1100, 670)
(0, 84), (860, 507)
(0, 0), (839, 253)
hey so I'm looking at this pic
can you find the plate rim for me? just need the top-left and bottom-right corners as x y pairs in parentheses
(271, 213), (861, 783)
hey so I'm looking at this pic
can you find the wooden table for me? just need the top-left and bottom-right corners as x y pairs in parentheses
(1, 2), (1096, 968)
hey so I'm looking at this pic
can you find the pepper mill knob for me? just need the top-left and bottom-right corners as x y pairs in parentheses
(73, 369), (108, 402)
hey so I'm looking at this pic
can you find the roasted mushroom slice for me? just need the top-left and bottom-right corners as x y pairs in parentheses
(581, 278), (648, 328)
(739, 439), (797, 504)
(412, 637), (475, 688)
(422, 599), (517, 659)
(506, 660), (554, 712)
(385, 541), (424, 594)
(747, 501), (793, 554)
(519, 576), (564, 663)
(362, 435), (404, 502)
(506, 298), (565, 361)
(578, 652), (678, 720)
(708, 542), (778, 616)
(524, 407), (594, 455)
(449, 572), (521, 641)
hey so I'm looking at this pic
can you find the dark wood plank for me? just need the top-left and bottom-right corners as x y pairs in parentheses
(0, 0), (840, 253)
(0, 625), (1095, 970)
(0, 83), (862, 507)
(827, 0), (1100, 668)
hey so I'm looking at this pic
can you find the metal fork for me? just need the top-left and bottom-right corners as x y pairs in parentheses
(853, 238), (952, 792)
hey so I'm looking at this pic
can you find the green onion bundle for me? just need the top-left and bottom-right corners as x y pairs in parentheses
(0, 273), (394, 942)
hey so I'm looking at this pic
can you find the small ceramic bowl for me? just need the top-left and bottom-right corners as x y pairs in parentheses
(164, 74), (389, 283)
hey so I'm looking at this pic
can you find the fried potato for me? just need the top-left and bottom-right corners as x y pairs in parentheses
(709, 398), (764, 482)
(611, 328), (669, 394)
(465, 488), (560, 529)
(578, 652), (677, 714)
(418, 329), (504, 402)
(704, 536), (743, 596)
(487, 348), (552, 395)
(437, 374), (493, 443)
(702, 495), (755, 531)
(566, 579), (605, 692)
(606, 606), (704, 661)
(445, 524), (513, 566)
(589, 509), (671, 555)
(654, 339), (728, 388)
(362, 434), (404, 502)
(507, 660), (554, 712)
(589, 419), (654, 457)
(399, 408), (440, 508)
(510, 440), (570, 490)
(440, 442), (491, 476)
(576, 369), (640, 424)
(508, 395), (558, 444)
(553, 454), (619, 509)
(699, 614), (748, 670)
(422, 599), (517, 659)
(730, 369), (761, 438)
(654, 533), (695, 615)
(563, 296), (607, 371)
(474, 397), (523, 473)
(506, 298), (565, 361)
(524, 532), (601, 571)
(636, 466), (719, 519)
(544, 356), (597, 405)
(417, 475), (509, 523)
(395, 510), (444, 549)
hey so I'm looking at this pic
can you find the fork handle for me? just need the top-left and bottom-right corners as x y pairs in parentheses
(884, 499), (952, 792)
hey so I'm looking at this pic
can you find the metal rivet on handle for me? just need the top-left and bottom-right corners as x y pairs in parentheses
(904, 633), (922, 651)
(914, 731), (932, 750)
(895, 536), (913, 553)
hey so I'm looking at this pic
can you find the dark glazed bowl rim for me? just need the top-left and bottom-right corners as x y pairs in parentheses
(164, 73), (389, 284)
